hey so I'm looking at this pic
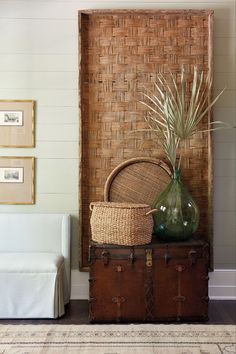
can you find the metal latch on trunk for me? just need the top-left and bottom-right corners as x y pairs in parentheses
(146, 249), (152, 267)
(101, 250), (110, 265)
(129, 250), (135, 264)
(188, 250), (197, 266)
(163, 252), (171, 266)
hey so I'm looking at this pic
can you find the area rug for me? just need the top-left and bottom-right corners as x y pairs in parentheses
(0, 324), (235, 354)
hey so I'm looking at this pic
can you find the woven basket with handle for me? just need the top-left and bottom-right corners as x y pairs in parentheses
(90, 202), (154, 246)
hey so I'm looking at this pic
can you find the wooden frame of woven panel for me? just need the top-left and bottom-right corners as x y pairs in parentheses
(78, 9), (213, 271)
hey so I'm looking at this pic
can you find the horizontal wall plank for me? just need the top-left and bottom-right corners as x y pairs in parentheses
(214, 55), (236, 73)
(0, 88), (77, 106)
(35, 193), (78, 210)
(0, 54), (77, 72)
(213, 128), (236, 143)
(0, 19), (77, 54)
(214, 159), (236, 177)
(214, 73), (236, 90)
(37, 124), (77, 141)
(214, 246), (236, 267)
(214, 142), (236, 159)
(0, 142), (78, 158)
(213, 107), (236, 125)
(214, 18), (235, 38)
(209, 270), (236, 299)
(214, 90), (236, 108)
(0, 72), (77, 89)
(214, 177), (236, 211)
(214, 235), (236, 250)
(214, 37), (236, 56)
(36, 158), (78, 193)
(209, 269), (236, 286)
(0, 193), (77, 211)
(71, 269), (89, 299)
(36, 106), (78, 125)
(0, 1), (78, 19)
(214, 211), (236, 245)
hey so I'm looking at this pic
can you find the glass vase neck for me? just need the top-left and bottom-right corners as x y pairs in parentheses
(172, 169), (181, 181)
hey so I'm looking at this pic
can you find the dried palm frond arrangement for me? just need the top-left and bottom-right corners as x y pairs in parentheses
(139, 66), (231, 172)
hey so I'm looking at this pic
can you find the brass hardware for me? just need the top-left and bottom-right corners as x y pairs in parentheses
(173, 295), (186, 302)
(88, 245), (96, 265)
(201, 296), (210, 302)
(88, 277), (96, 283)
(146, 249), (152, 267)
(129, 251), (135, 264)
(116, 265), (123, 272)
(163, 252), (171, 265)
(188, 250), (197, 266)
(175, 264), (185, 272)
(112, 296), (125, 304)
(203, 243), (210, 265)
(101, 250), (110, 265)
(174, 265), (186, 318)
(112, 296), (125, 322)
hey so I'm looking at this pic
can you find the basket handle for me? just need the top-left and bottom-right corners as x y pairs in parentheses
(89, 202), (96, 211)
(146, 209), (157, 216)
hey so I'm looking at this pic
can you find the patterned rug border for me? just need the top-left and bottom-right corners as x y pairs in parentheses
(0, 324), (235, 344)
(0, 324), (235, 354)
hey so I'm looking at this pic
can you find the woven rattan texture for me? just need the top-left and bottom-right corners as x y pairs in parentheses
(79, 10), (213, 269)
(90, 202), (153, 245)
(104, 157), (171, 205)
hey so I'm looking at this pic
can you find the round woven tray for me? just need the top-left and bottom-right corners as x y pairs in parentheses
(104, 157), (172, 206)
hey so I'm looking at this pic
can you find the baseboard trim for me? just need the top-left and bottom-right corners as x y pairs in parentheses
(209, 269), (236, 300)
(70, 270), (89, 300)
(71, 269), (236, 300)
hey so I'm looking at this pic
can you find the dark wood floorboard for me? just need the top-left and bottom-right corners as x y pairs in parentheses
(0, 300), (235, 325)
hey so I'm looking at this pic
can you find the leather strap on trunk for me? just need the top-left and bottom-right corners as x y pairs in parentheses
(144, 249), (154, 321)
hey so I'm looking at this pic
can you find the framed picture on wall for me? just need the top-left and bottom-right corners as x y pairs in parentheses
(0, 157), (35, 204)
(0, 100), (35, 147)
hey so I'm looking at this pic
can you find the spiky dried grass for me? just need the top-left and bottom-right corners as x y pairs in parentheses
(139, 66), (228, 171)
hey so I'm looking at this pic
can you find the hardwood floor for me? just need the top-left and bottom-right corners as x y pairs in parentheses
(0, 300), (235, 325)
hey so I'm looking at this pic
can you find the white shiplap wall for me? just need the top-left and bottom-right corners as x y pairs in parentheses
(0, 0), (235, 299)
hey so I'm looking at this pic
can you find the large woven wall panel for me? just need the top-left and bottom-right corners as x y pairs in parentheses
(79, 10), (213, 269)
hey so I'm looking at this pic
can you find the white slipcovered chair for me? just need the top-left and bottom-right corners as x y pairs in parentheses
(0, 214), (71, 318)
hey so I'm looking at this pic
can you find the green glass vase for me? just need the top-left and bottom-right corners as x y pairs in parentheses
(152, 169), (199, 241)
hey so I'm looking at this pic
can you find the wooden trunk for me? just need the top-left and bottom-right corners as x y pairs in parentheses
(89, 239), (209, 323)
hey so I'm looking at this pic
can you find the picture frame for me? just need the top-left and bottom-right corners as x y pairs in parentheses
(0, 157), (35, 204)
(0, 100), (35, 147)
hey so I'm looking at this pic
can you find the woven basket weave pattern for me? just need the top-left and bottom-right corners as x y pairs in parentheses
(90, 202), (153, 245)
